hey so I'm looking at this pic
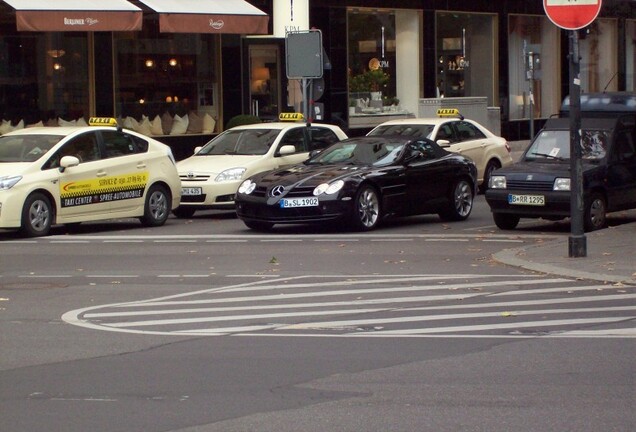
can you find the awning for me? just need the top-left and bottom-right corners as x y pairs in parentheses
(2, 0), (142, 32)
(139, 0), (269, 34)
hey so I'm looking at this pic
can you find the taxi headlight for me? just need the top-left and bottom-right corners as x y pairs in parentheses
(489, 175), (507, 189)
(313, 180), (344, 196)
(553, 178), (571, 191)
(216, 168), (246, 182)
(0, 175), (22, 190)
(238, 179), (256, 195)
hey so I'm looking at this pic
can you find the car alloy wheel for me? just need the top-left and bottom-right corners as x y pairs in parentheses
(141, 184), (171, 227)
(440, 179), (473, 221)
(353, 185), (381, 231)
(20, 192), (53, 237)
(584, 193), (606, 232)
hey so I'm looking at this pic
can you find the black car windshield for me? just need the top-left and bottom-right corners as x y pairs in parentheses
(368, 124), (434, 139)
(308, 140), (405, 166)
(0, 134), (62, 162)
(197, 129), (279, 156)
(524, 129), (610, 161)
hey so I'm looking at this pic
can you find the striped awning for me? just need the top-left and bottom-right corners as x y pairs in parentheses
(138, 0), (269, 34)
(2, 0), (142, 32)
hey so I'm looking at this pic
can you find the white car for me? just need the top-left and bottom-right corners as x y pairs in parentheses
(174, 118), (348, 217)
(367, 110), (513, 192)
(0, 118), (181, 237)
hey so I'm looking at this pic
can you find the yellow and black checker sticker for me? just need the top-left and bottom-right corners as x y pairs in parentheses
(279, 112), (304, 121)
(437, 108), (460, 117)
(60, 172), (148, 208)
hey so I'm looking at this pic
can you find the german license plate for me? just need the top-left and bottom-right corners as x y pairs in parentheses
(182, 187), (202, 196)
(280, 197), (319, 208)
(508, 194), (545, 206)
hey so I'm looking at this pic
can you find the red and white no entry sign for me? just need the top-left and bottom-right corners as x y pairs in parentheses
(543, 0), (603, 30)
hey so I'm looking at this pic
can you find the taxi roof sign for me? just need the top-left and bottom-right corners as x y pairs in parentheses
(279, 112), (305, 121)
(437, 108), (461, 117)
(89, 117), (118, 127)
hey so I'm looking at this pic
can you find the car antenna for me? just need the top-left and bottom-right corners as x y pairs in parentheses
(602, 72), (618, 93)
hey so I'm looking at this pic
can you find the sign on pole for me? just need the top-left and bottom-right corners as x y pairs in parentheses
(543, 0), (602, 31)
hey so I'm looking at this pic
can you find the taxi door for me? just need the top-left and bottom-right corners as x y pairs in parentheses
(51, 131), (112, 221)
(272, 127), (314, 168)
(447, 121), (488, 179)
(98, 130), (150, 215)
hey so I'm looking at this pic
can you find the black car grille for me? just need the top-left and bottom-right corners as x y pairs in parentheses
(283, 186), (315, 197)
(507, 180), (554, 192)
(181, 195), (207, 203)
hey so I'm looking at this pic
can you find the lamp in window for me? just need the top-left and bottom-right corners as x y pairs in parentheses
(169, 58), (178, 67)
(145, 59), (155, 68)
(251, 67), (270, 93)
(47, 49), (65, 58)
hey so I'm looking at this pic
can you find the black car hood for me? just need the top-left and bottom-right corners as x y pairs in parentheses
(255, 163), (370, 187)
(497, 159), (599, 181)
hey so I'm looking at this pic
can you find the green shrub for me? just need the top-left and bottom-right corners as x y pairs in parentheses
(225, 114), (262, 129)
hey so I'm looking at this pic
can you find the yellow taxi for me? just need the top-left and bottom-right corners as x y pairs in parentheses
(0, 118), (181, 237)
(174, 113), (347, 217)
(367, 109), (513, 192)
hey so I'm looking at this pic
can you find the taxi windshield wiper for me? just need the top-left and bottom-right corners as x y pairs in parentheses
(529, 152), (565, 161)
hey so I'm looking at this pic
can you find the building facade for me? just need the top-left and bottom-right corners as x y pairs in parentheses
(1, 0), (634, 151)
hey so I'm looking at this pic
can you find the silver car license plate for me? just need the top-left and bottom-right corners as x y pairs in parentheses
(280, 197), (319, 208)
(508, 194), (545, 206)
(182, 187), (202, 196)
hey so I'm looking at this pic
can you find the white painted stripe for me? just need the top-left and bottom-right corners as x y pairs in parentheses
(85, 293), (636, 318)
(425, 239), (469, 242)
(103, 240), (143, 243)
(371, 239), (413, 242)
(86, 275), (139, 278)
(84, 294), (483, 318)
(153, 240), (197, 243)
(280, 306), (636, 330)
(205, 240), (248, 243)
(371, 317), (630, 335)
(19, 274), (72, 278)
(50, 241), (89, 244)
(107, 308), (384, 328)
(260, 239), (303, 242)
(481, 239), (524, 243)
(547, 0), (598, 6)
(492, 284), (615, 296)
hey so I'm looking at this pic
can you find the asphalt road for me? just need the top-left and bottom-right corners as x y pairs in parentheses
(1, 196), (634, 432)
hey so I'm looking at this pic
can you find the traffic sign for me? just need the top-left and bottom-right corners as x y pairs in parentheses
(543, 0), (602, 30)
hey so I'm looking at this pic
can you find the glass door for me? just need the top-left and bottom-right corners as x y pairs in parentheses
(248, 45), (280, 121)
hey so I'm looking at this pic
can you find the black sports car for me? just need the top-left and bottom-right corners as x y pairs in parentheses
(235, 135), (478, 231)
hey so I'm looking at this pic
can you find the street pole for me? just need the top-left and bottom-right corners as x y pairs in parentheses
(568, 30), (586, 258)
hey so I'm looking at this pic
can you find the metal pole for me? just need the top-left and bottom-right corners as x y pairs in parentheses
(568, 30), (586, 258)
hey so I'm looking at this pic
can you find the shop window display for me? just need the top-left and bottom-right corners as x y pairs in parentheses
(436, 12), (496, 105)
(579, 19), (619, 93)
(113, 23), (219, 136)
(0, 31), (89, 131)
(507, 15), (560, 120)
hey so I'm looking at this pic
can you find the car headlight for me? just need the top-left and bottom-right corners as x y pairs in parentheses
(553, 178), (571, 191)
(489, 175), (506, 189)
(238, 179), (256, 195)
(216, 168), (246, 182)
(313, 180), (344, 196)
(0, 175), (22, 190)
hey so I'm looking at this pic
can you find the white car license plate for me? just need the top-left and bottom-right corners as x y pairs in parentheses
(280, 197), (319, 208)
(508, 194), (545, 206)
(182, 187), (202, 196)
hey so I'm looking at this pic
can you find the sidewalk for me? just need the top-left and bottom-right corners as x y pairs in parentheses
(493, 221), (636, 285)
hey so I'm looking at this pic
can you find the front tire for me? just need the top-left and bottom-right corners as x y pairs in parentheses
(584, 193), (606, 232)
(439, 179), (473, 221)
(493, 213), (520, 230)
(140, 184), (171, 227)
(20, 192), (53, 237)
(350, 185), (382, 231)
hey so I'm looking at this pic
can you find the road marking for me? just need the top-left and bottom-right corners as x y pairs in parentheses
(62, 275), (636, 339)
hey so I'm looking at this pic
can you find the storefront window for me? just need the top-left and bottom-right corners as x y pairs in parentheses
(625, 20), (636, 92)
(508, 15), (560, 120)
(347, 9), (397, 111)
(0, 30), (88, 129)
(347, 8), (420, 129)
(114, 20), (219, 135)
(436, 12), (496, 105)
(579, 19), (618, 93)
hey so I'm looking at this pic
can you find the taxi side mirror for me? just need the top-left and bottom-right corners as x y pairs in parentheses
(59, 155), (80, 173)
(436, 139), (451, 148)
(278, 145), (296, 156)
(194, 146), (203, 154)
